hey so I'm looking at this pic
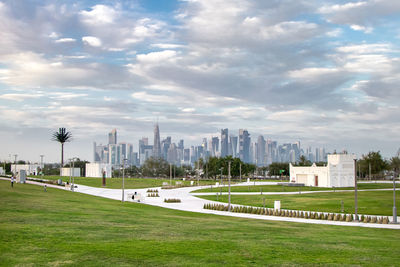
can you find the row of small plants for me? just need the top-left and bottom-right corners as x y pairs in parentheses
(147, 189), (159, 193)
(203, 203), (391, 224)
(147, 193), (159, 197)
(164, 198), (181, 203)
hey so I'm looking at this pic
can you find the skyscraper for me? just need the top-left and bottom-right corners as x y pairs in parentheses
(220, 128), (228, 158)
(153, 123), (161, 159)
(108, 129), (117, 145)
(239, 129), (250, 163)
(230, 135), (238, 157)
(211, 137), (219, 157)
(256, 135), (266, 166)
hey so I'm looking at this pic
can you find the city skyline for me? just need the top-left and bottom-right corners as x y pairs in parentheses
(1, 1), (399, 162)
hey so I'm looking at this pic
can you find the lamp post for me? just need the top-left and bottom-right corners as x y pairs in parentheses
(71, 157), (78, 192)
(393, 171), (398, 224)
(40, 155), (44, 179)
(239, 163), (242, 183)
(13, 154), (17, 176)
(122, 158), (127, 202)
(228, 160), (231, 212)
(69, 158), (72, 189)
(220, 167), (223, 185)
(170, 163), (172, 186)
(354, 159), (358, 222)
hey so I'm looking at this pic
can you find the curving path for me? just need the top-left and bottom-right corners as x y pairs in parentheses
(2, 177), (400, 229)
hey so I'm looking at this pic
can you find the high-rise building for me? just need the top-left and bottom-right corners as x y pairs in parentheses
(108, 129), (117, 145)
(230, 135), (238, 157)
(161, 137), (171, 160)
(256, 135), (266, 166)
(239, 129), (250, 163)
(220, 128), (228, 157)
(211, 137), (219, 157)
(153, 124), (161, 159)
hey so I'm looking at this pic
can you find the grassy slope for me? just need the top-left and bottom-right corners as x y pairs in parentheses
(30, 176), (215, 189)
(200, 190), (399, 215)
(1, 180), (400, 266)
(193, 183), (400, 193)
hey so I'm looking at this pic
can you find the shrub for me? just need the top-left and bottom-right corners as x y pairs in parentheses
(164, 198), (181, 203)
(147, 189), (159, 193)
(370, 216), (377, 223)
(363, 216), (369, 223)
(360, 215), (364, 222)
(328, 213), (333, 220)
(378, 217), (383, 224)
(300, 211), (304, 218)
(324, 213), (328, 220)
(346, 214), (352, 222)
(383, 217), (389, 224)
(341, 214), (346, 221)
(305, 212), (309, 219)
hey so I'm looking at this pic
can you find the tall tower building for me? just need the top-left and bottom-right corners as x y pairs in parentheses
(230, 135), (238, 157)
(239, 129), (250, 163)
(153, 124), (161, 159)
(211, 137), (219, 157)
(220, 128), (228, 158)
(256, 135), (266, 166)
(108, 129), (117, 145)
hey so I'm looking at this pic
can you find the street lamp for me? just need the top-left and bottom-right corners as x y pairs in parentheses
(393, 170), (398, 224)
(354, 159), (358, 222)
(228, 160), (231, 212)
(239, 163), (242, 183)
(13, 154), (17, 176)
(220, 167), (223, 185)
(122, 158), (127, 202)
(72, 157), (78, 192)
(40, 155), (44, 179)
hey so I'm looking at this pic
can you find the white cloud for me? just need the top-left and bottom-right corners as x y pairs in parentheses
(136, 50), (178, 63)
(82, 36), (102, 47)
(80, 5), (117, 25)
(55, 38), (76, 43)
(350, 24), (373, 33)
(0, 93), (42, 102)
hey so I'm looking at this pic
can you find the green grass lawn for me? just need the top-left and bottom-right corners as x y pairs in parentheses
(193, 183), (400, 193)
(30, 176), (215, 189)
(199, 190), (399, 216)
(1, 180), (400, 266)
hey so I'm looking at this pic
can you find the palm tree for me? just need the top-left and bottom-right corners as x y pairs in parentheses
(52, 128), (72, 167)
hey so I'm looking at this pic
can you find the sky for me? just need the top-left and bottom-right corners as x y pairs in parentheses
(1, 0), (400, 163)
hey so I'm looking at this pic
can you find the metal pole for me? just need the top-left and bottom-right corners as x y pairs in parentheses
(122, 159), (126, 202)
(354, 159), (358, 222)
(228, 161), (231, 212)
(13, 154), (17, 176)
(220, 167), (222, 185)
(69, 159), (72, 188)
(369, 162), (371, 181)
(72, 158), (75, 192)
(170, 163), (172, 186)
(240, 163), (242, 183)
(40, 155), (44, 178)
(393, 171), (397, 224)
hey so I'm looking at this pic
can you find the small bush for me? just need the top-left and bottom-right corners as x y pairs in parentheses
(147, 193), (159, 197)
(346, 214), (352, 222)
(147, 189), (159, 193)
(370, 216), (377, 223)
(324, 213), (328, 220)
(328, 213), (333, 220)
(383, 217), (390, 224)
(378, 217), (383, 224)
(360, 215), (364, 222)
(164, 198), (181, 203)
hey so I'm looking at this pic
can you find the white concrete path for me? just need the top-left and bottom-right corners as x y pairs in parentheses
(2, 177), (399, 229)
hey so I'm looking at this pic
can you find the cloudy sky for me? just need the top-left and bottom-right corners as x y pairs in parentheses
(1, 0), (400, 163)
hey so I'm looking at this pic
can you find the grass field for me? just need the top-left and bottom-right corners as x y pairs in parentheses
(199, 190), (399, 216)
(193, 183), (400, 193)
(1, 180), (400, 266)
(29, 176), (216, 189)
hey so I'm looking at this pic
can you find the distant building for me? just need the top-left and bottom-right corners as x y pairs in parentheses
(239, 129), (250, 163)
(11, 164), (40, 176)
(108, 129), (117, 145)
(229, 135), (238, 157)
(220, 128), (228, 157)
(86, 163), (112, 178)
(153, 124), (161, 159)
(256, 135), (266, 166)
(289, 154), (356, 187)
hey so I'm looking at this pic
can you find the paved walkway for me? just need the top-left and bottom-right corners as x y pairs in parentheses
(2, 177), (399, 229)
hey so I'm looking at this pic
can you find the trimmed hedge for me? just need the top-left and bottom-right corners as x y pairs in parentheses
(202, 203), (390, 224)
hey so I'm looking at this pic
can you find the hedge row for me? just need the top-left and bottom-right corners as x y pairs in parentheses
(203, 203), (390, 224)
(147, 193), (159, 197)
(164, 198), (181, 203)
(147, 189), (159, 193)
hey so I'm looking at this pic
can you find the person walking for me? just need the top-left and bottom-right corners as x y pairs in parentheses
(11, 176), (15, 188)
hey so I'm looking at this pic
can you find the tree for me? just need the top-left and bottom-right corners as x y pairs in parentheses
(297, 155), (311, 166)
(390, 157), (400, 175)
(357, 151), (388, 178)
(52, 128), (72, 167)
